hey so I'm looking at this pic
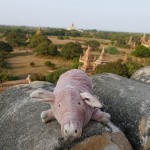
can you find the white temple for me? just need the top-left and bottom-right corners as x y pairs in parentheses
(67, 23), (83, 32)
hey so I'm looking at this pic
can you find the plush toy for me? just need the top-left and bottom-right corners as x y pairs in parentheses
(30, 69), (110, 138)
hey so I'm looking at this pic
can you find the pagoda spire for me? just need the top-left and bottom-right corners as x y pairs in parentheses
(36, 26), (42, 35)
(94, 47), (108, 66)
(129, 36), (132, 43)
(84, 45), (92, 57)
(122, 52), (128, 64)
(124, 52), (128, 62)
(99, 47), (106, 58)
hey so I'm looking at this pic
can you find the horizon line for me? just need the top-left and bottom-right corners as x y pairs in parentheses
(0, 24), (149, 35)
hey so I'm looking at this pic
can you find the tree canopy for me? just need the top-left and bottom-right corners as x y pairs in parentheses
(35, 42), (59, 56)
(132, 45), (150, 57)
(96, 61), (128, 77)
(0, 41), (13, 53)
(46, 68), (69, 83)
(6, 29), (26, 47)
(61, 42), (83, 59)
(85, 40), (100, 50)
(28, 34), (52, 48)
(126, 61), (143, 77)
(105, 46), (119, 54)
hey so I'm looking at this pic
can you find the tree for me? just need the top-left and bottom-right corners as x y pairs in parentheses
(71, 57), (83, 69)
(96, 61), (128, 77)
(126, 62), (143, 77)
(35, 42), (59, 56)
(115, 37), (128, 48)
(0, 41), (13, 53)
(46, 68), (69, 83)
(30, 73), (46, 81)
(0, 72), (9, 83)
(28, 34), (52, 48)
(6, 29), (26, 47)
(29, 62), (35, 67)
(105, 46), (119, 54)
(0, 60), (10, 69)
(48, 44), (59, 56)
(34, 41), (50, 55)
(85, 40), (100, 50)
(45, 60), (56, 69)
(61, 42), (83, 59)
(132, 45), (150, 57)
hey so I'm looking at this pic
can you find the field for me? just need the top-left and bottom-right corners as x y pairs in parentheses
(7, 48), (72, 78)
(5, 36), (136, 79)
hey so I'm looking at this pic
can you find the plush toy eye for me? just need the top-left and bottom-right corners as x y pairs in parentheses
(39, 92), (44, 95)
(58, 103), (61, 107)
(83, 98), (89, 101)
(78, 102), (81, 105)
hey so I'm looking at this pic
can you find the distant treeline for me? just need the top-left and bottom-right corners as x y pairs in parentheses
(0, 25), (149, 48)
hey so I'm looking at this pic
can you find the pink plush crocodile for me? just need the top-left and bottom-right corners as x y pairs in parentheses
(30, 69), (110, 138)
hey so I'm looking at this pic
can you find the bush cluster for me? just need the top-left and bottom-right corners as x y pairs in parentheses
(29, 34), (59, 56)
(46, 68), (69, 83)
(96, 60), (142, 78)
(105, 46), (119, 54)
(132, 45), (150, 57)
(61, 42), (83, 60)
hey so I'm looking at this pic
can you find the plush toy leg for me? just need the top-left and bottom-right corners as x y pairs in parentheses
(91, 109), (111, 123)
(41, 109), (55, 123)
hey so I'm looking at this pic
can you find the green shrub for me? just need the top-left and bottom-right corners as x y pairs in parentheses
(46, 68), (69, 83)
(71, 58), (79, 69)
(35, 42), (59, 56)
(64, 36), (70, 39)
(28, 34), (52, 48)
(0, 72), (9, 83)
(132, 45), (150, 57)
(45, 60), (56, 69)
(6, 30), (26, 47)
(30, 62), (35, 67)
(105, 46), (119, 54)
(96, 61), (128, 77)
(58, 36), (64, 40)
(8, 76), (20, 81)
(126, 62), (143, 77)
(61, 42), (83, 60)
(0, 41), (13, 53)
(0, 60), (11, 69)
(85, 40), (100, 50)
(31, 73), (46, 81)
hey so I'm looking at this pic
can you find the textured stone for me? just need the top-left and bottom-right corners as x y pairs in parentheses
(0, 81), (132, 150)
(131, 66), (150, 84)
(91, 73), (150, 150)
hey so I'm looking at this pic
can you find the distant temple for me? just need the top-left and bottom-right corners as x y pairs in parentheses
(79, 46), (108, 75)
(79, 46), (96, 74)
(140, 33), (150, 48)
(127, 36), (136, 48)
(36, 27), (43, 35)
(94, 47), (108, 66)
(25, 33), (32, 42)
(122, 53), (128, 64)
(0, 75), (32, 93)
(67, 23), (83, 32)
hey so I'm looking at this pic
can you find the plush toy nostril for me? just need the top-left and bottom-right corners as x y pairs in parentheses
(65, 130), (67, 134)
(75, 129), (77, 134)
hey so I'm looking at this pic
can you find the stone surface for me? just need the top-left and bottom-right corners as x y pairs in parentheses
(131, 66), (150, 84)
(0, 81), (132, 150)
(91, 73), (150, 150)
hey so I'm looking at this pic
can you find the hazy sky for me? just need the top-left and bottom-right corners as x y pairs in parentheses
(0, 0), (150, 33)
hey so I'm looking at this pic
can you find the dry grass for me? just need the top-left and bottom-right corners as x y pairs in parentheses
(7, 48), (72, 78)
(5, 36), (141, 79)
(48, 36), (75, 45)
